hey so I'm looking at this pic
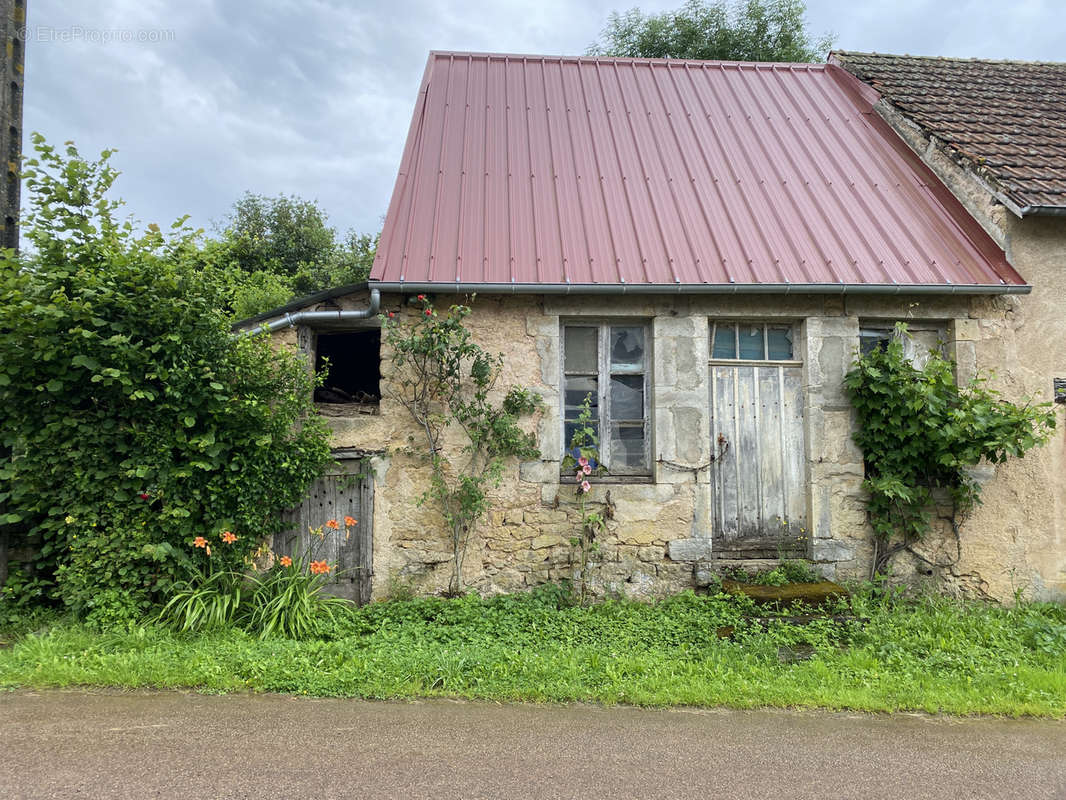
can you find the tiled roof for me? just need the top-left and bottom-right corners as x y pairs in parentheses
(831, 51), (1066, 214)
(370, 51), (1023, 291)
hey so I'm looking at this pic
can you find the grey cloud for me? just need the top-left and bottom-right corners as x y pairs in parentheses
(22, 0), (1066, 241)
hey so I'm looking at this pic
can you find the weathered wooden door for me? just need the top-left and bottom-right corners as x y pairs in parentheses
(709, 323), (807, 557)
(276, 456), (373, 604)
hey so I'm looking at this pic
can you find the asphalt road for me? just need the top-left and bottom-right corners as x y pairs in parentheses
(1, 689), (1064, 799)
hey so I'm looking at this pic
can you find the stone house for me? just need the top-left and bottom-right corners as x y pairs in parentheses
(242, 51), (1065, 602)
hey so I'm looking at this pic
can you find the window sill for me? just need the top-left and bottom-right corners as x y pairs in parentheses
(315, 402), (380, 417)
(559, 474), (653, 484)
(708, 359), (803, 368)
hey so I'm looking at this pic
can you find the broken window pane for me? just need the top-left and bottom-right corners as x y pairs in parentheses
(860, 325), (944, 368)
(738, 324), (765, 360)
(564, 327), (597, 373)
(610, 423), (646, 468)
(564, 376), (598, 418)
(859, 328), (890, 356)
(610, 375), (643, 420)
(610, 326), (644, 370)
(906, 329), (942, 370)
(766, 326), (793, 360)
(712, 324), (736, 359)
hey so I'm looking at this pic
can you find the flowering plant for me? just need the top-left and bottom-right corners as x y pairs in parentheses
(560, 393), (608, 604)
(158, 517), (355, 638)
(247, 517), (355, 638)
(158, 527), (252, 631)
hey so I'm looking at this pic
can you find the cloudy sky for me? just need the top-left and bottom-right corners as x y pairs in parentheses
(22, 0), (1066, 239)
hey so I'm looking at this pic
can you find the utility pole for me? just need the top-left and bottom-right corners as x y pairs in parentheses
(0, 0), (23, 591)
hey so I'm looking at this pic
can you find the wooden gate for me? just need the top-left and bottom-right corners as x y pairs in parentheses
(709, 323), (807, 557)
(275, 456), (373, 604)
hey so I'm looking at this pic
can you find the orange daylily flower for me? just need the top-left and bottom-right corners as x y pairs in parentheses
(325, 519), (340, 530)
(309, 560), (331, 575)
(193, 536), (208, 549)
(344, 516), (357, 527)
(279, 555), (293, 568)
(221, 531), (238, 544)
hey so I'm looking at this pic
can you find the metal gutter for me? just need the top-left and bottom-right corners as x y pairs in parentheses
(1017, 204), (1066, 218)
(370, 281), (1031, 296)
(241, 288), (381, 335)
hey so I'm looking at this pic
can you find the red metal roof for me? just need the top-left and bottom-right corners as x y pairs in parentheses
(371, 52), (1025, 292)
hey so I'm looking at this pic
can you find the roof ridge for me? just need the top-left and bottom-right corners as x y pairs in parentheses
(428, 50), (826, 70)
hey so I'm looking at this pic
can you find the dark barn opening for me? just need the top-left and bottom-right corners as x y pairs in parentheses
(314, 329), (381, 405)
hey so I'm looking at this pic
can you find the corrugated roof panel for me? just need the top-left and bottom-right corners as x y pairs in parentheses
(371, 52), (1025, 290)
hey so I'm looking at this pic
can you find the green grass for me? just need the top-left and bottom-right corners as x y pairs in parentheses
(1, 587), (1064, 717)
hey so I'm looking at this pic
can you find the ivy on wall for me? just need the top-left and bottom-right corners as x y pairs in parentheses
(844, 324), (1056, 580)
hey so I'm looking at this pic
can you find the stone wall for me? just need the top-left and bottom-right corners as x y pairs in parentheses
(259, 283), (1064, 601)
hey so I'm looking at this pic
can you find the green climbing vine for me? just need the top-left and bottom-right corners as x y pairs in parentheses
(844, 324), (1056, 579)
(382, 296), (541, 595)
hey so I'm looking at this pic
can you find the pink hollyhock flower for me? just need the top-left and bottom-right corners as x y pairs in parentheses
(576, 472), (583, 482)
(582, 464), (592, 475)
(580, 480), (591, 493)
(578, 456), (589, 467)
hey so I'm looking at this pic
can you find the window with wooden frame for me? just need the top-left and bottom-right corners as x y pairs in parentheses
(562, 322), (650, 475)
(711, 321), (796, 362)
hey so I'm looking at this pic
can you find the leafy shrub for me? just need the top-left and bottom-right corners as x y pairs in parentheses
(0, 565), (51, 628)
(0, 136), (333, 623)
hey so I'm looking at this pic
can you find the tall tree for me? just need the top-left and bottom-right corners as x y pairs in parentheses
(221, 192), (338, 280)
(208, 193), (379, 319)
(588, 0), (834, 63)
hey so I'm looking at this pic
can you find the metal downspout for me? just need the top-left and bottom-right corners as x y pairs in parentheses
(242, 288), (381, 335)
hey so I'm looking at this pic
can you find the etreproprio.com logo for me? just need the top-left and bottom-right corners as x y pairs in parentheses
(16, 25), (176, 44)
